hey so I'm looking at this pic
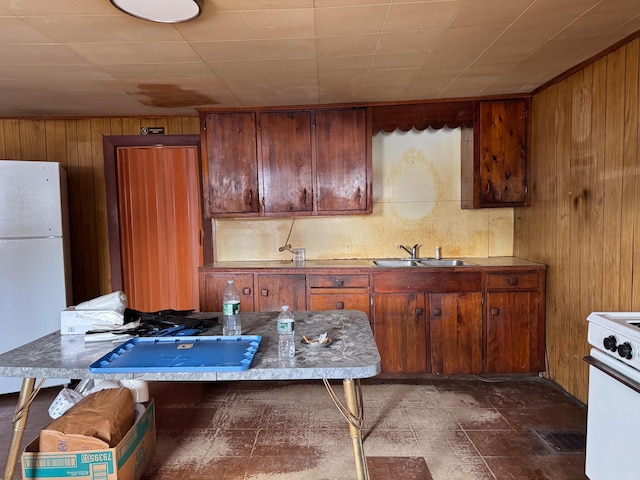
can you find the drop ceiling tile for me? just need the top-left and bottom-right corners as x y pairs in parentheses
(208, 60), (270, 83)
(253, 38), (317, 59)
(67, 42), (201, 65)
(235, 0), (314, 9)
(99, 63), (222, 84)
(316, 34), (378, 57)
(370, 51), (426, 70)
(317, 55), (372, 72)
(315, 5), (388, 36)
(449, 0), (533, 28)
(384, 1), (463, 32)
(315, 0), (389, 6)
(241, 8), (315, 39)
(191, 40), (260, 61)
(0, 17), (57, 43)
(22, 15), (185, 43)
(263, 58), (318, 86)
(377, 30), (442, 54)
(0, 0), (91, 16)
(175, 11), (251, 41)
(0, 44), (87, 65)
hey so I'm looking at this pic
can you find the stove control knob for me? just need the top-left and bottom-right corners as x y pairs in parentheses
(603, 335), (618, 352)
(618, 342), (633, 360)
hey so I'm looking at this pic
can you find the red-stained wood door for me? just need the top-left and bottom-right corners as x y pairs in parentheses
(116, 146), (203, 311)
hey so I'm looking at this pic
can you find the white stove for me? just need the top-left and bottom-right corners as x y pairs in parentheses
(587, 312), (640, 369)
(585, 312), (640, 480)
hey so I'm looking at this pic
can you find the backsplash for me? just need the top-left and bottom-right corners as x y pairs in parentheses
(214, 127), (513, 261)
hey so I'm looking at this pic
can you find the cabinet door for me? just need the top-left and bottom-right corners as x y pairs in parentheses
(430, 292), (482, 374)
(478, 99), (527, 206)
(256, 274), (307, 312)
(461, 99), (528, 208)
(259, 111), (313, 213)
(199, 273), (254, 312)
(315, 109), (370, 213)
(485, 291), (540, 373)
(373, 293), (429, 374)
(201, 113), (260, 216)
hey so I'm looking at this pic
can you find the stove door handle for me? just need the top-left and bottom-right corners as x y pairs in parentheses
(584, 355), (640, 394)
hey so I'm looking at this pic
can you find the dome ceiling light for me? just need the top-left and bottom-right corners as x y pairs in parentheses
(110, 0), (202, 23)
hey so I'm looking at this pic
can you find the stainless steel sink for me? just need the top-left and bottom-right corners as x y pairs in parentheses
(418, 259), (473, 266)
(372, 259), (421, 267)
(372, 258), (474, 267)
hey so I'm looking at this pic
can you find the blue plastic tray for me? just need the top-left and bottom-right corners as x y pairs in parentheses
(89, 335), (262, 373)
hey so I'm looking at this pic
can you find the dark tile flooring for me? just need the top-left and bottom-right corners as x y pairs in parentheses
(1, 376), (588, 479)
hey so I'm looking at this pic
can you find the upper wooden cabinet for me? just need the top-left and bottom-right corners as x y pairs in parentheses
(461, 99), (529, 208)
(201, 112), (260, 216)
(200, 107), (372, 218)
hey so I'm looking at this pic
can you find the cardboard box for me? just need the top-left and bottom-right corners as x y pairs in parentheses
(60, 307), (123, 335)
(22, 401), (156, 480)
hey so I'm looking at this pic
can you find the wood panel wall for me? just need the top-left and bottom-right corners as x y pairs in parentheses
(0, 117), (199, 304)
(515, 38), (640, 403)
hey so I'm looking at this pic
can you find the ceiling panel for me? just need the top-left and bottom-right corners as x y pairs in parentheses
(0, 0), (637, 116)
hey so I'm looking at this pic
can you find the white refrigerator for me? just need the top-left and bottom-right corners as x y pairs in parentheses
(0, 160), (72, 394)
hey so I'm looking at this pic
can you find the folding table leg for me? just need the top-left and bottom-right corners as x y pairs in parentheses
(3, 377), (36, 480)
(343, 378), (369, 480)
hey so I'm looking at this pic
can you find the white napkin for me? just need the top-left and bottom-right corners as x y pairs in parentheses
(76, 291), (127, 312)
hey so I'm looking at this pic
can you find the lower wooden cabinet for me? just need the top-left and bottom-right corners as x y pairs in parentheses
(199, 273), (255, 312)
(373, 292), (428, 374)
(430, 292), (482, 375)
(199, 264), (546, 375)
(256, 274), (306, 311)
(484, 271), (545, 373)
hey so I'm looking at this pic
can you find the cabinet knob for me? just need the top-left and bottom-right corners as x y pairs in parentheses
(508, 277), (518, 286)
(432, 308), (441, 317)
(242, 287), (252, 296)
(336, 302), (344, 309)
(416, 307), (424, 315)
(334, 279), (344, 287)
(491, 308), (500, 316)
(261, 289), (269, 297)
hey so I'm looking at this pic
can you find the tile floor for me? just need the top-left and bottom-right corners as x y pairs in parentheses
(0, 376), (588, 480)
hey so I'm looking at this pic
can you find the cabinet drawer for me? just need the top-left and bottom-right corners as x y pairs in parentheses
(309, 274), (369, 288)
(309, 293), (370, 316)
(486, 272), (539, 290)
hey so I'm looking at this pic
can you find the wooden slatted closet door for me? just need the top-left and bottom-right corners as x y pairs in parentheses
(116, 146), (203, 311)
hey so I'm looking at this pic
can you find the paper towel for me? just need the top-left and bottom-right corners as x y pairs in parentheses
(76, 291), (127, 312)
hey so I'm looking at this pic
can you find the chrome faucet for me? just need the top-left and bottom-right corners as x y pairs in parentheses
(398, 244), (420, 259)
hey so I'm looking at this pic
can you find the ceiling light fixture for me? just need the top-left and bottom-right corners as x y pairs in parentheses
(110, 0), (202, 23)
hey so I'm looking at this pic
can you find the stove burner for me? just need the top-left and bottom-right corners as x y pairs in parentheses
(630, 322), (640, 329)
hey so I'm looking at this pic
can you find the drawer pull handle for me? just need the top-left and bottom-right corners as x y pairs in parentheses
(242, 287), (252, 295)
(261, 289), (269, 297)
(416, 307), (424, 315)
(334, 279), (344, 287)
(336, 302), (344, 309)
(508, 277), (518, 285)
(432, 308), (441, 317)
(491, 308), (500, 316)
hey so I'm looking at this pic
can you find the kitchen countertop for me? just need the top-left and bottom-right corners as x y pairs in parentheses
(200, 256), (546, 270)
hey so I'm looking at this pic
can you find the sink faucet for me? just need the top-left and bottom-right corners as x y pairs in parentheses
(398, 244), (420, 259)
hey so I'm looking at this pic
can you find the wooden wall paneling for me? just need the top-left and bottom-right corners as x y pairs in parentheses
(554, 78), (573, 390)
(182, 117), (199, 133)
(570, 66), (593, 398)
(44, 120), (68, 169)
(622, 41), (639, 310)
(0, 120), (6, 157)
(110, 119), (124, 136)
(633, 41), (640, 310)
(19, 120), (47, 160)
(75, 119), (101, 302)
(122, 118), (142, 135)
(90, 119), (113, 294)
(4, 120), (21, 159)
(602, 47), (626, 311)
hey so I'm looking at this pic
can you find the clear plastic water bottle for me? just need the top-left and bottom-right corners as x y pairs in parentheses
(222, 280), (241, 336)
(277, 305), (295, 359)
